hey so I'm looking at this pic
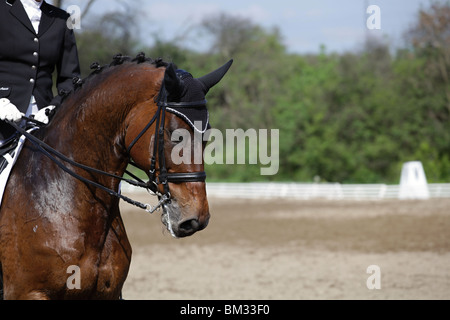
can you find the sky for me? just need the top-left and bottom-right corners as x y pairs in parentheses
(58, 0), (430, 54)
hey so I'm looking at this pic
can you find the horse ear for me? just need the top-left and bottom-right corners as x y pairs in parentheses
(164, 63), (183, 95)
(197, 59), (233, 94)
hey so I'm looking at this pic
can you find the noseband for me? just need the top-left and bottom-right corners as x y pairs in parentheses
(126, 82), (208, 206)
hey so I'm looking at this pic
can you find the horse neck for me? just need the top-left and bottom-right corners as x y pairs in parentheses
(44, 64), (163, 179)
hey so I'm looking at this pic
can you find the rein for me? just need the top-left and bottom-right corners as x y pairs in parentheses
(7, 119), (161, 212)
(6, 85), (207, 214)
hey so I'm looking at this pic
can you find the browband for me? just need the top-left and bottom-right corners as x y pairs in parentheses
(165, 100), (207, 107)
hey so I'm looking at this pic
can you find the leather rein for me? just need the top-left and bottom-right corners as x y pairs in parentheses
(6, 85), (207, 213)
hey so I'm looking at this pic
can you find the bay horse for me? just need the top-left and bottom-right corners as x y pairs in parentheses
(0, 54), (232, 299)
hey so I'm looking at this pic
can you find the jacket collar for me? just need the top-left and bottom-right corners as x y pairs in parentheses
(38, 1), (55, 36)
(9, 0), (35, 34)
(8, 0), (55, 36)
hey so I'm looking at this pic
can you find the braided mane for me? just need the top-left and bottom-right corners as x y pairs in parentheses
(62, 52), (170, 99)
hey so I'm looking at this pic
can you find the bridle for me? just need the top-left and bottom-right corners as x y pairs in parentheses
(6, 83), (208, 214)
(126, 82), (208, 209)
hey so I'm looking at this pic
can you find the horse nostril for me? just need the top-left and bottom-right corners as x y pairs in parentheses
(178, 218), (199, 233)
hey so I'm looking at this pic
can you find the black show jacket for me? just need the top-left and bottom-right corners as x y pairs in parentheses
(0, 0), (80, 139)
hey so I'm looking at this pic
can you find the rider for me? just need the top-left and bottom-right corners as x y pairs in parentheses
(0, 0), (80, 143)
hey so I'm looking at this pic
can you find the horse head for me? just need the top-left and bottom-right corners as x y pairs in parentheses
(127, 60), (233, 238)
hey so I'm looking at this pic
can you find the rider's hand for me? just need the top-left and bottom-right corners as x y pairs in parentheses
(0, 98), (24, 122)
(33, 105), (56, 125)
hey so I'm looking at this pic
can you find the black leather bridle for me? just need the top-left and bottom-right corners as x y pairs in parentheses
(5, 84), (208, 213)
(126, 83), (208, 205)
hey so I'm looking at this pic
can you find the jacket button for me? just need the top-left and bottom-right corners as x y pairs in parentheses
(31, 65), (36, 70)
(34, 37), (39, 43)
(30, 78), (35, 83)
(33, 52), (38, 57)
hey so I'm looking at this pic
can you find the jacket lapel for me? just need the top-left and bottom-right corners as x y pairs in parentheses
(38, 2), (55, 36)
(9, 0), (36, 35)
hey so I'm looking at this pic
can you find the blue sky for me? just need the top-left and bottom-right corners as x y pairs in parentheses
(58, 0), (430, 54)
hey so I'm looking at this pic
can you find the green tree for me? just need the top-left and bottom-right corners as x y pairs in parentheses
(75, 10), (142, 76)
(399, 1), (450, 181)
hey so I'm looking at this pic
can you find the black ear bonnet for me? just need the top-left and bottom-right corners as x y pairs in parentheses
(163, 60), (233, 133)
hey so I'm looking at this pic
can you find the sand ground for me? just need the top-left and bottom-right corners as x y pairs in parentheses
(120, 196), (450, 300)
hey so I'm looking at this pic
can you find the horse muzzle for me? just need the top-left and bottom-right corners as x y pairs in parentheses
(161, 200), (210, 238)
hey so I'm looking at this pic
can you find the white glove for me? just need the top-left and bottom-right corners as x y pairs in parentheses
(0, 98), (24, 122)
(34, 105), (56, 124)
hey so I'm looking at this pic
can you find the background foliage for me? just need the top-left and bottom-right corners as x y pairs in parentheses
(59, 1), (450, 183)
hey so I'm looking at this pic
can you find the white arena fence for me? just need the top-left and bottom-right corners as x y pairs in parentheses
(121, 182), (450, 200)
